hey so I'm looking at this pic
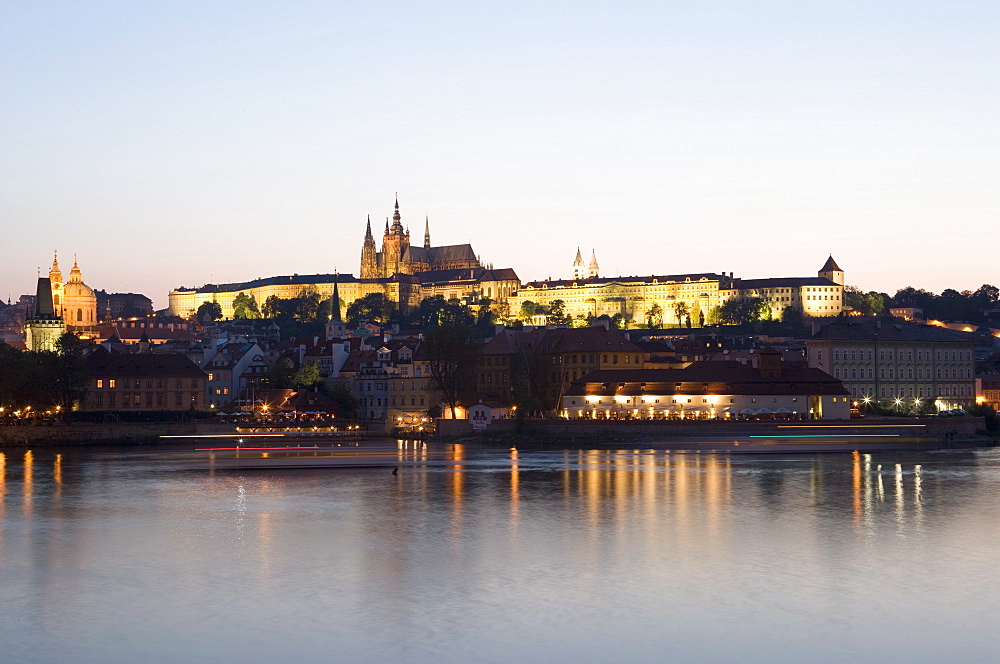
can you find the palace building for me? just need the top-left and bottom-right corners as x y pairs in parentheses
(168, 197), (519, 319)
(508, 254), (845, 325)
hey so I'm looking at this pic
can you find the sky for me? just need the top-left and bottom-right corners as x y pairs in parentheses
(2, 1), (997, 309)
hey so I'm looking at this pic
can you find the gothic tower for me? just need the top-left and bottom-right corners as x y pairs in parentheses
(360, 216), (378, 279)
(572, 248), (586, 280)
(588, 250), (599, 278)
(25, 276), (65, 352)
(424, 215), (431, 250)
(380, 196), (409, 277)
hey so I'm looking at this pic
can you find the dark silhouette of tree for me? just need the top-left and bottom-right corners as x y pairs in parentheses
(346, 292), (394, 323)
(422, 325), (480, 419)
(197, 300), (222, 321)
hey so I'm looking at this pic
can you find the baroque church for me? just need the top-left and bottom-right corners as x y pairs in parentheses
(49, 251), (97, 329)
(360, 197), (480, 279)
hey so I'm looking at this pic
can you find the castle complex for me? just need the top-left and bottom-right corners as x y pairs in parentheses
(168, 198), (520, 319)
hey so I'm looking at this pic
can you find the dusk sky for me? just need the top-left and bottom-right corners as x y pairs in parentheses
(3, 1), (997, 309)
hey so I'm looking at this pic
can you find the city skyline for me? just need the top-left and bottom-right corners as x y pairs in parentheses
(3, 1), (997, 309)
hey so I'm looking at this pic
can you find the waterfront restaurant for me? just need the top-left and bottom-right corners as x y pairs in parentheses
(561, 350), (851, 420)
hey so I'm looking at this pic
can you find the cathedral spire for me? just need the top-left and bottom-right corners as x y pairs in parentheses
(365, 215), (373, 239)
(424, 215), (431, 250)
(588, 250), (599, 278)
(572, 247), (586, 280)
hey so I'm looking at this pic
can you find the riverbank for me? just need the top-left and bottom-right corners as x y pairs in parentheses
(450, 417), (996, 452)
(0, 422), (236, 448)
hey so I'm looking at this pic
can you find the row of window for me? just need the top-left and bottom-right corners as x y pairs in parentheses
(848, 385), (971, 398)
(831, 349), (972, 362)
(96, 378), (200, 389)
(836, 367), (972, 380)
(93, 393), (200, 407)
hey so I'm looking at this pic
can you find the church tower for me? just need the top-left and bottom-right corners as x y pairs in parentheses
(819, 255), (844, 286)
(360, 216), (379, 279)
(588, 250), (599, 278)
(380, 196), (409, 277)
(49, 251), (64, 317)
(424, 215), (431, 251)
(572, 248), (586, 280)
(25, 276), (65, 351)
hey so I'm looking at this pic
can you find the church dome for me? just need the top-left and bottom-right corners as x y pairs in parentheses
(62, 256), (98, 326)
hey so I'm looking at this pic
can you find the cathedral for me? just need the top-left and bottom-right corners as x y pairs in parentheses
(360, 197), (480, 279)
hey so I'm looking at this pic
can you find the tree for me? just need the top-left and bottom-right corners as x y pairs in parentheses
(421, 325), (480, 419)
(673, 301), (689, 327)
(547, 299), (572, 326)
(294, 288), (322, 322)
(293, 361), (322, 388)
(197, 300), (222, 321)
(518, 300), (540, 323)
(718, 297), (769, 326)
(410, 295), (475, 328)
(52, 333), (89, 420)
(645, 303), (663, 328)
(232, 292), (260, 319)
(346, 292), (394, 323)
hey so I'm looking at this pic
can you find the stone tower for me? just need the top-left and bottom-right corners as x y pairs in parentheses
(360, 216), (378, 279)
(25, 277), (65, 352)
(819, 255), (844, 286)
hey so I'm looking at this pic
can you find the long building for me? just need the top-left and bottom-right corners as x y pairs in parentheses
(508, 255), (845, 326)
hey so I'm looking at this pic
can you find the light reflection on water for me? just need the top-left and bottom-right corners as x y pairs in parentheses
(1, 442), (999, 663)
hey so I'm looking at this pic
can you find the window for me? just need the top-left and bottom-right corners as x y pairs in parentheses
(96, 379), (104, 389)
(109, 379), (116, 388)
(96, 394), (103, 406)
(109, 395), (116, 407)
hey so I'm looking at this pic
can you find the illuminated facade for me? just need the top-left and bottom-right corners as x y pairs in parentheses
(806, 320), (976, 409)
(24, 277), (65, 352)
(563, 351), (851, 419)
(509, 256), (845, 325)
(49, 253), (98, 328)
(168, 198), (519, 319)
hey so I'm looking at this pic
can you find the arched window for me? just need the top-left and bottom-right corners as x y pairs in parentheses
(77, 308), (83, 321)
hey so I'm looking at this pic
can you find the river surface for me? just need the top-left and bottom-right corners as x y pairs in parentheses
(2, 440), (999, 663)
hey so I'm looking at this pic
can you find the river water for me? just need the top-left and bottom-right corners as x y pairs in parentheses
(1, 441), (999, 663)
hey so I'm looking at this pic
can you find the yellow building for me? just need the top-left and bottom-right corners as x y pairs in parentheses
(49, 252), (97, 329)
(169, 200), (519, 319)
(509, 254), (845, 325)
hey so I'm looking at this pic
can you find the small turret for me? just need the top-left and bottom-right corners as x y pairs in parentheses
(572, 248), (586, 280)
(588, 250), (599, 278)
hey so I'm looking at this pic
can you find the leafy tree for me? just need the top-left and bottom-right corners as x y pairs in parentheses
(293, 361), (323, 388)
(645, 303), (663, 328)
(718, 297), (769, 326)
(673, 301), (689, 327)
(346, 292), (394, 323)
(547, 299), (572, 326)
(232, 292), (260, 319)
(422, 325), (480, 419)
(698, 310), (705, 328)
(410, 295), (475, 328)
(610, 313), (626, 330)
(294, 288), (323, 322)
(518, 300), (540, 322)
(197, 300), (222, 321)
(261, 295), (282, 319)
